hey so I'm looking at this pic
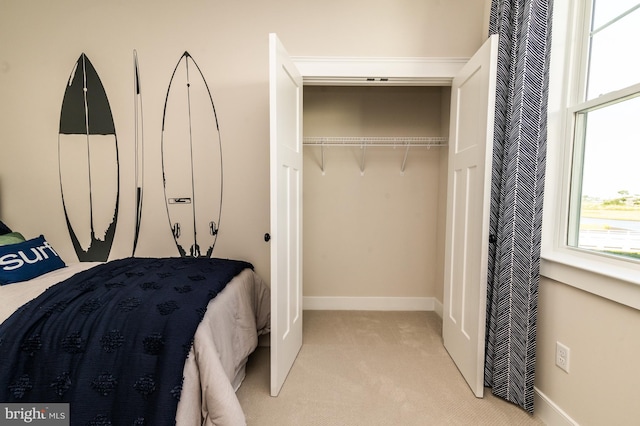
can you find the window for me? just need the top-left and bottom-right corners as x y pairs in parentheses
(567, 1), (640, 262)
(542, 0), (640, 310)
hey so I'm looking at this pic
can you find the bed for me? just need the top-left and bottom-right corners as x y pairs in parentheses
(0, 231), (270, 426)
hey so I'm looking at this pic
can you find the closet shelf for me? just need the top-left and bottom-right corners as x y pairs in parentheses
(303, 136), (447, 147)
(303, 136), (448, 174)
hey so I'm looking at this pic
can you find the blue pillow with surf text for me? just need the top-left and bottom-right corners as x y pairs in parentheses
(0, 235), (66, 285)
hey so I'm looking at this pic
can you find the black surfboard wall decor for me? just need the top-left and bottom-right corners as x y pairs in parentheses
(161, 51), (223, 258)
(132, 50), (144, 256)
(58, 53), (119, 262)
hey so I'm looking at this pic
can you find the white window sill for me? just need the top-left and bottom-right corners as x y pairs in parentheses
(540, 248), (640, 311)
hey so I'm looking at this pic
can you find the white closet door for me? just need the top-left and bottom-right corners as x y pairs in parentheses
(269, 33), (304, 397)
(443, 34), (498, 397)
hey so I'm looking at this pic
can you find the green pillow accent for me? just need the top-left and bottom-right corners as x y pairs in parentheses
(0, 232), (26, 246)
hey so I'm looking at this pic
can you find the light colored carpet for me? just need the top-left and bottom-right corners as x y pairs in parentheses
(236, 311), (544, 426)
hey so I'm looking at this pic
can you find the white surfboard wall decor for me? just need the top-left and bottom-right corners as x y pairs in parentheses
(161, 51), (222, 258)
(58, 53), (119, 262)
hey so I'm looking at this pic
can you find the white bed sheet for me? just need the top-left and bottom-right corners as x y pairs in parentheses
(0, 261), (270, 426)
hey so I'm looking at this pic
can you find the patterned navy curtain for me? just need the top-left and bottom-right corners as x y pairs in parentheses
(484, 0), (554, 413)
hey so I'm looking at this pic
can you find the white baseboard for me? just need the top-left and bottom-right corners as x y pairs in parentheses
(534, 387), (579, 426)
(303, 296), (437, 311)
(433, 298), (443, 318)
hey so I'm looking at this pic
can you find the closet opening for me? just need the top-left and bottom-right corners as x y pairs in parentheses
(302, 85), (451, 311)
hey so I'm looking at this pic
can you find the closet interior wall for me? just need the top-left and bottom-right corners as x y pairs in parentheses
(303, 85), (450, 302)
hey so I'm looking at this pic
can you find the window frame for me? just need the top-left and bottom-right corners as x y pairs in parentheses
(541, 0), (640, 310)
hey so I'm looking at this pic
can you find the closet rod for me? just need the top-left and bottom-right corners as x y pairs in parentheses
(304, 136), (447, 174)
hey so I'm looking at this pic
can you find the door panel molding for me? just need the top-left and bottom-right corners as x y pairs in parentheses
(269, 33), (304, 397)
(442, 34), (498, 398)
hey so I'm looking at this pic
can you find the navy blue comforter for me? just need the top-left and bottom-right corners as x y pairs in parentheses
(0, 257), (252, 425)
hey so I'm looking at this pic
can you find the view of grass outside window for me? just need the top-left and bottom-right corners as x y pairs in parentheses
(568, 1), (640, 260)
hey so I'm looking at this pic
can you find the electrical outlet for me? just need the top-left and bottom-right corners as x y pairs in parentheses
(556, 341), (570, 373)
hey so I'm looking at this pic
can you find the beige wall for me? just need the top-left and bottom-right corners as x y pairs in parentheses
(303, 86), (446, 298)
(0, 0), (487, 281)
(536, 277), (640, 425)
